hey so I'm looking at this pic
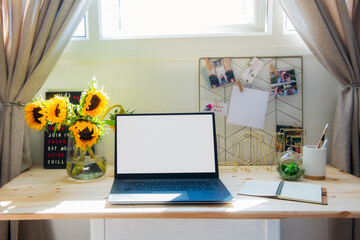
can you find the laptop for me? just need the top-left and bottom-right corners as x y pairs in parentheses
(108, 112), (233, 204)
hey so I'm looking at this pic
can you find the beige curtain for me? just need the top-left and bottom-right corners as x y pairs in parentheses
(279, 0), (359, 239)
(0, 0), (93, 239)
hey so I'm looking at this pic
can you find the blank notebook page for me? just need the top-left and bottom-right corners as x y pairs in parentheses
(238, 180), (279, 197)
(280, 181), (322, 203)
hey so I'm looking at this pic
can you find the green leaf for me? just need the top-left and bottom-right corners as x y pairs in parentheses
(54, 123), (59, 133)
(104, 120), (115, 125)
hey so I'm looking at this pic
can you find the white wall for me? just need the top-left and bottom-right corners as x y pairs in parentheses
(28, 0), (340, 239)
(30, 51), (340, 167)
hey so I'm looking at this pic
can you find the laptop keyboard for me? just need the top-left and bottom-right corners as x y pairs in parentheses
(125, 180), (214, 191)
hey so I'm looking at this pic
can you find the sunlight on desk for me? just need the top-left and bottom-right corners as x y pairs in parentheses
(0, 201), (11, 207)
(226, 199), (269, 212)
(1, 201), (13, 214)
(36, 200), (168, 214)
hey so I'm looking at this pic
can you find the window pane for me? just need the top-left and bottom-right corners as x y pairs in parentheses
(100, 0), (265, 38)
(284, 16), (295, 32)
(73, 16), (86, 38)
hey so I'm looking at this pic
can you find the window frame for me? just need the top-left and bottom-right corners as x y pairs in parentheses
(98, 0), (270, 40)
(283, 15), (297, 34)
(72, 14), (89, 40)
(66, 0), (311, 60)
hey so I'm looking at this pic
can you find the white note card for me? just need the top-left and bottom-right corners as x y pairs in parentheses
(227, 87), (269, 129)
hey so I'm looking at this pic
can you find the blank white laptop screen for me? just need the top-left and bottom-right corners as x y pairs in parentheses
(116, 114), (216, 174)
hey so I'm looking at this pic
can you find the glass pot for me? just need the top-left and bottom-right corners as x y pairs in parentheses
(66, 135), (106, 180)
(276, 147), (304, 181)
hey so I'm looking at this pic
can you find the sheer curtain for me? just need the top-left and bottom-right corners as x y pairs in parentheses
(0, 0), (93, 239)
(279, 0), (359, 239)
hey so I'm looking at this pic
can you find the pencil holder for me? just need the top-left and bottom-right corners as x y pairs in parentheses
(302, 145), (326, 180)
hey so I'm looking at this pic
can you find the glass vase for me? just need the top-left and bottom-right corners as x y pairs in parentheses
(66, 135), (106, 180)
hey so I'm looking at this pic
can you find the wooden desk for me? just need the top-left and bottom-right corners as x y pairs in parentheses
(0, 165), (359, 220)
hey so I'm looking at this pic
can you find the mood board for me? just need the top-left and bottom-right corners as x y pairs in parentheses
(199, 57), (303, 166)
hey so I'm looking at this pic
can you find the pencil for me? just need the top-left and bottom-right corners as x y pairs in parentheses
(317, 123), (328, 148)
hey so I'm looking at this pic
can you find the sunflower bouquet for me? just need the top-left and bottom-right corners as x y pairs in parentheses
(24, 78), (130, 179)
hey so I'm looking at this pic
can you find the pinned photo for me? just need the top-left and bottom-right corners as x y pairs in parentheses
(276, 125), (304, 154)
(205, 57), (235, 89)
(270, 69), (298, 97)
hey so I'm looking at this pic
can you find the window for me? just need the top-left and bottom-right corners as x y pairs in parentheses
(99, 0), (269, 39)
(284, 16), (296, 33)
(65, 0), (309, 60)
(73, 15), (87, 38)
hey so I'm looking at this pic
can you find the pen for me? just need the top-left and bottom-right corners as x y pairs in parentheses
(321, 138), (328, 149)
(317, 123), (328, 148)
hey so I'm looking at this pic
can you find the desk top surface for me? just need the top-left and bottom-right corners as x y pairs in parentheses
(0, 165), (359, 220)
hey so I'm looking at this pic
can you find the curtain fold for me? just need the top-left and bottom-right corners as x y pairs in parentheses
(0, 0), (93, 239)
(279, 0), (360, 239)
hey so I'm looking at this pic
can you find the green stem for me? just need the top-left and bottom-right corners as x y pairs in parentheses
(88, 146), (106, 173)
(100, 104), (124, 121)
(88, 147), (96, 159)
(72, 147), (86, 176)
(73, 147), (78, 161)
(95, 160), (106, 174)
(80, 147), (86, 159)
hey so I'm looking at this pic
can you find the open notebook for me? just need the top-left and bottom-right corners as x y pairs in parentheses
(238, 180), (327, 205)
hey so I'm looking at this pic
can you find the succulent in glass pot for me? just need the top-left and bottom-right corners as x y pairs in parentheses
(276, 147), (305, 181)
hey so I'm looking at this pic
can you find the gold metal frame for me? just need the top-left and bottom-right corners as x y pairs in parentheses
(199, 56), (304, 171)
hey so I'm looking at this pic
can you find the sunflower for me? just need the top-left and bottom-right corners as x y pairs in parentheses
(47, 95), (68, 130)
(24, 101), (47, 131)
(69, 121), (100, 150)
(81, 89), (109, 117)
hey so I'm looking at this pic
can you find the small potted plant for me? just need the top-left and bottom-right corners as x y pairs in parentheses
(276, 147), (305, 181)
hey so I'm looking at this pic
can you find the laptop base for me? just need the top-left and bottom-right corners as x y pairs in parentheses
(108, 178), (233, 205)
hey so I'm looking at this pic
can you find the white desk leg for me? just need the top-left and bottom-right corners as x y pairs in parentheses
(266, 219), (281, 240)
(90, 219), (105, 240)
